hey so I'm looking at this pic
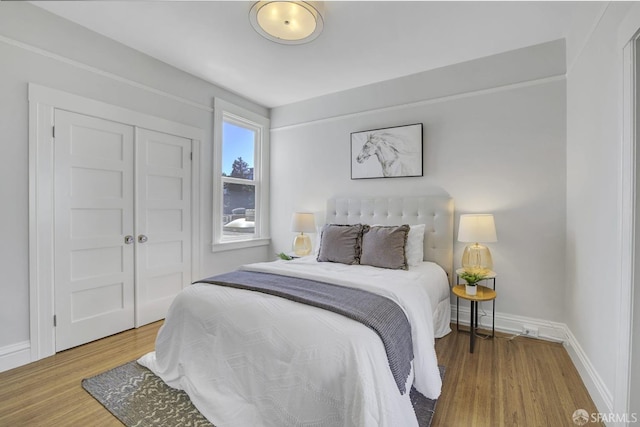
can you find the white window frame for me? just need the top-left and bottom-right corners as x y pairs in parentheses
(212, 98), (270, 252)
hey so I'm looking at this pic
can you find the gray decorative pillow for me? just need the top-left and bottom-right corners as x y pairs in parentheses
(360, 224), (410, 270)
(317, 224), (364, 265)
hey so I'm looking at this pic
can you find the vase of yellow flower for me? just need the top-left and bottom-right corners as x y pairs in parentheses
(459, 268), (489, 296)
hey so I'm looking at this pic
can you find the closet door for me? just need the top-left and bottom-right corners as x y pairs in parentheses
(54, 110), (135, 351)
(135, 128), (192, 326)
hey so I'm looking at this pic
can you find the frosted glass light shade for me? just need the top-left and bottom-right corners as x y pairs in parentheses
(249, 1), (324, 45)
(458, 214), (497, 270)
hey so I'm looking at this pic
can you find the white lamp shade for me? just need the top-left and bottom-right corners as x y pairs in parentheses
(291, 212), (316, 233)
(458, 214), (497, 243)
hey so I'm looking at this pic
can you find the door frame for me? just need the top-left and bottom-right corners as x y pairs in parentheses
(618, 29), (640, 420)
(28, 83), (202, 361)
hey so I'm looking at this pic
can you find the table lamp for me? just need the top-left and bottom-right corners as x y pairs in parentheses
(458, 214), (497, 271)
(291, 212), (315, 256)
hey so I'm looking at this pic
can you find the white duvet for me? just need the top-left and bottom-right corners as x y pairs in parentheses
(138, 257), (451, 427)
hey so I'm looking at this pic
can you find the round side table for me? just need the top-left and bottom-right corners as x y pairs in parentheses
(452, 284), (497, 353)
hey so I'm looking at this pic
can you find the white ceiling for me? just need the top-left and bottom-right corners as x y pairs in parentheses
(32, 1), (605, 108)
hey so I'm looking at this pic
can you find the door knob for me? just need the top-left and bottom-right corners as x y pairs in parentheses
(124, 235), (134, 245)
(138, 234), (148, 243)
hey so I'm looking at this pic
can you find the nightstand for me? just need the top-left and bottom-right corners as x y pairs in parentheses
(453, 269), (497, 353)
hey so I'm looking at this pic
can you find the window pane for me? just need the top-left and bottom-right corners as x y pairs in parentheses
(222, 182), (256, 236)
(222, 121), (255, 179)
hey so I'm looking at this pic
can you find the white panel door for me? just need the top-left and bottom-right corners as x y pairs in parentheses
(135, 128), (192, 326)
(54, 110), (135, 351)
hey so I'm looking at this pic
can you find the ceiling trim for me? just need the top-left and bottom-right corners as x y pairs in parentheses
(0, 33), (214, 113)
(271, 74), (566, 132)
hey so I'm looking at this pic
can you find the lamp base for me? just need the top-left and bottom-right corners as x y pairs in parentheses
(293, 233), (312, 256)
(461, 243), (493, 270)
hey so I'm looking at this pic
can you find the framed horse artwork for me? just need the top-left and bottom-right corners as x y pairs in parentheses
(351, 123), (423, 179)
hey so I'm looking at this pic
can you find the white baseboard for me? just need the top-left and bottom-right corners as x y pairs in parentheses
(562, 326), (613, 414)
(0, 340), (32, 373)
(451, 302), (566, 342)
(450, 304), (612, 414)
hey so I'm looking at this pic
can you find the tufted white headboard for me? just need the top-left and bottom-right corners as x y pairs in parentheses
(326, 196), (454, 281)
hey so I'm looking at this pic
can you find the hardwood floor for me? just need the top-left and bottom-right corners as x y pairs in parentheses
(432, 327), (603, 427)
(0, 321), (163, 427)
(0, 322), (601, 426)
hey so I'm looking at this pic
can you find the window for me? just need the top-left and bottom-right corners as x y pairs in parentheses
(213, 99), (270, 251)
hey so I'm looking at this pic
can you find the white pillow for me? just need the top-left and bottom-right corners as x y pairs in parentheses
(314, 225), (323, 256)
(406, 224), (425, 266)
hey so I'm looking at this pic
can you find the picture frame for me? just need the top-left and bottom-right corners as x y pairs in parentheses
(350, 123), (423, 179)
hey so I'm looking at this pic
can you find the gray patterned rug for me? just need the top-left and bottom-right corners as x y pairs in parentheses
(82, 361), (443, 427)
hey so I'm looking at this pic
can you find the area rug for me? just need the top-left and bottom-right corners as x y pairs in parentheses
(82, 361), (444, 427)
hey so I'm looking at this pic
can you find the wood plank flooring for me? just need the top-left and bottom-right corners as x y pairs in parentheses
(0, 322), (601, 426)
(432, 327), (603, 427)
(0, 322), (162, 427)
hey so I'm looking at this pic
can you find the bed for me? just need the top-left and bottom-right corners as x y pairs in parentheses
(139, 195), (454, 427)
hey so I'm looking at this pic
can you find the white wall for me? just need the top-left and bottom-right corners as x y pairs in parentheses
(566, 1), (639, 418)
(270, 41), (567, 324)
(0, 2), (270, 366)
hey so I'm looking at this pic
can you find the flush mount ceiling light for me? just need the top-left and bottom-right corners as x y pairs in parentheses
(249, 1), (324, 45)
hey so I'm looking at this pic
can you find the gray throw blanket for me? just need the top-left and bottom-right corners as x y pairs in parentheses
(195, 270), (414, 394)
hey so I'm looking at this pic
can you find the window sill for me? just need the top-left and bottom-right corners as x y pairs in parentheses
(211, 237), (271, 253)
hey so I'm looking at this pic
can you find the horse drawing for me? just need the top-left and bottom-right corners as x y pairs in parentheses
(355, 131), (420, 177)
